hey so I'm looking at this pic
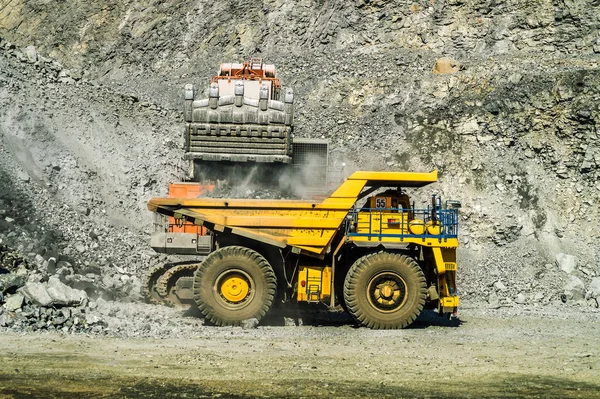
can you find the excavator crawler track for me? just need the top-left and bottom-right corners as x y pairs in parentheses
(158, 263), (201, 307)
(143, 264), (172, 305)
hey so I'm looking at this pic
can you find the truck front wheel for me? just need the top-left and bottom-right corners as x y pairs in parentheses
(193, 246), (277, 326)
(343, 252), (427, 329)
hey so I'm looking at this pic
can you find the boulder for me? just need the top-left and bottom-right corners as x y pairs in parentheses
(514, 293), (527, 304)
(587, 277), (600, 298)
(556, 253), (577, 274)
(45, 276), (87, 306)
(17, 170), (31, 182)
(0, 313), (14, 327)
(487, 292), (500, 308)
(19, 277), (87, 307)
(19, 282), (53, 306)
(563, 275), (585, 301)
(4, 293), (24, 311)
(0, 273), (26, 293)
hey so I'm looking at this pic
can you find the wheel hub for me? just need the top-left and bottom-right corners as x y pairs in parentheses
(380, 284), (394, 299)
(367, 272), (408, 312)
(220, 276), (250, 303)
(215, 269), (254, 307)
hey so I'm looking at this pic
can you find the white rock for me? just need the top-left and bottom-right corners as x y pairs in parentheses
(493, 281), (507, 291)
(241, 318), (259, 329)
(588, 277), (600, 298)
(488, 292), (500, 307)
(19, 277), (87, 307)
(46, 276), (87, 306)
(514, 293), (527, 304)
(533, 292), (545, 301)
(4, 293), (24, 311)
(34, 254), (45, 267)
(19, 282), (53, 307)
(284, 317), (296, 327)
(85, 314), (103, 325)
(556, 253), (578, 274)
(17, 170), (30, 182)
(563, 275), (586, 301)
(24, 45), (38, 62)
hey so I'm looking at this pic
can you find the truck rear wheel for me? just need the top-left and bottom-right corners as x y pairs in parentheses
(193, 246), (276, 326)
(343, 252), (426, 329)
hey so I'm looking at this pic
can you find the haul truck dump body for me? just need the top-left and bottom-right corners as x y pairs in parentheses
(147, 170), (460, 329)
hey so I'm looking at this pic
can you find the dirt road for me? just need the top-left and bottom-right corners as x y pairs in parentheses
(0, 307), (599, 399)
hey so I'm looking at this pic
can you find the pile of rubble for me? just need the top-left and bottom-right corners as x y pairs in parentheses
(459, 247), (600, 310)
(0, 242), (145, 334)
(556, 253), (600, 308)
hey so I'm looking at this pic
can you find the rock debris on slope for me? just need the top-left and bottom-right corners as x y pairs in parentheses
(1, 0), (600, 333)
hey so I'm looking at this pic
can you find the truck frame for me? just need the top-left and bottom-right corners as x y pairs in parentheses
(147, 170), (460, 329)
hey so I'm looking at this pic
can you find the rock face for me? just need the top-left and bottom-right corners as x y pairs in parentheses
(0, 0), (599, 325)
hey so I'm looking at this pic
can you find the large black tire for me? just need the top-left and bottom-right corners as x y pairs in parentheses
(343, 252), (427, 329)
(193, 246), (276, 326)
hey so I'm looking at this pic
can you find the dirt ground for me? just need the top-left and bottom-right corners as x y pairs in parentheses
(0, 306), (599, 399)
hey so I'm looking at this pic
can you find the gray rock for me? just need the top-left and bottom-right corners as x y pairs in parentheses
(125, 276), (143, 302)
(488, 292), (500, 308)
(19, 277), (87, 307)
(67, 275), (97, 298)
(533, 292), (545, 301)
(514, 293), (527, 304)
(45, 276), (87, 306)
(19, 282), (53, 306)
(241, 318), (259, 329)
(55, 265), (74, 282)
(0, 313), (14, 327)
(556, 253), (577, 274)
(52, 315), (68, 326)
(24, 45), (38, 62)
(563, 275), (586, 302)
(47, 257), (57, 274)
(4, 293), (24, 311)
(493, 281), (507, 291)
(16, 170), (30, 182)
(587, 277), (600, 298)
(508, 73), (522, 84)
(283, 317), (296, 327)
(0, 273), (26, 293)
(102, 275), (116, 289)
(85, 314), (104, 325)
(34, 254), (45, 267)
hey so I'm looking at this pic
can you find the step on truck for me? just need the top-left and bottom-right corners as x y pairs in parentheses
(147, 170), (461, 329)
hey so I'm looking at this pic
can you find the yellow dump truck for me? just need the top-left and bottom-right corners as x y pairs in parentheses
(147, 170), (460, 329)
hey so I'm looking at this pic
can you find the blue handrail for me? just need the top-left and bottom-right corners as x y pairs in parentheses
(345, 207), (459, 242)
